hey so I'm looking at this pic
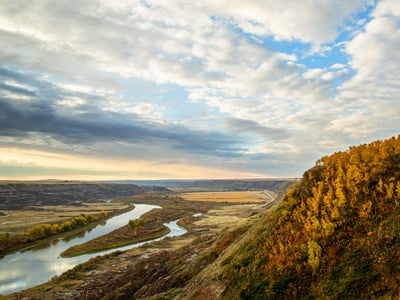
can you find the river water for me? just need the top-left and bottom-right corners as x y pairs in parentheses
(0, 204), (186, 295)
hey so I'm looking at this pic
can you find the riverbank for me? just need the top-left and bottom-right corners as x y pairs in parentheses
(61, 217), (170, 257)
(0, 204), (160, 296)
(60, 197), (212, 257)
(0, 204), (134, 258)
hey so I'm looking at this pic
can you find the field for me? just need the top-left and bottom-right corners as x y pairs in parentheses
(178, 190), (277, 204)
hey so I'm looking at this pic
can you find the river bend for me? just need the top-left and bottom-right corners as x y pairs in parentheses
(0, 204), (186, 295)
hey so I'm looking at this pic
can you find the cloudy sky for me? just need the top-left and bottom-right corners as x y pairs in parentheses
(0, 0), (399, 180)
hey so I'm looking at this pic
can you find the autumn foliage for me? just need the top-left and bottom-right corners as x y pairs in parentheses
(224, 136), (400, 299)
(0, 212), (108, 257)
(28, 213), (102, 239)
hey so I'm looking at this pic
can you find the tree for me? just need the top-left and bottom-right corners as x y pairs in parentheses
(307, 240), (321, 273)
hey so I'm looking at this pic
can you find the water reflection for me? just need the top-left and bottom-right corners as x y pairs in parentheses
(51, 238), (59, 246)
(0, 280), (26, 294)
(0, 204), (170, 296)
(26, 240), (52, 252)
(65, 230), (86, 240)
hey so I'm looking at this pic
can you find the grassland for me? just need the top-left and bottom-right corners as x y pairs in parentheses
(178, 190), (276, 204)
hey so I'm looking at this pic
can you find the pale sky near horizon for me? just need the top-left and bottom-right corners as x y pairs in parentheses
(0, 0), (399, 180)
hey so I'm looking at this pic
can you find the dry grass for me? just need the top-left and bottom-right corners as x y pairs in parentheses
(0, 202), (129, 234)
(179, 190), (276, 204)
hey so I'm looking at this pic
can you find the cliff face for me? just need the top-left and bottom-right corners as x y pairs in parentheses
(191, 135), (400, 299)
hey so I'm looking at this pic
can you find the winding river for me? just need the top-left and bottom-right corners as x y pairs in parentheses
(0, 204), (186, 295)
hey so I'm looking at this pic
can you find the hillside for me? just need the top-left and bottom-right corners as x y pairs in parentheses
(105, 179), (295, 193)
(194, 135), (400, 299)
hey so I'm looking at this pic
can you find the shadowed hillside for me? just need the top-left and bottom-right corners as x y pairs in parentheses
(0, 182), (168, 209)
(105, 179), (295, 193)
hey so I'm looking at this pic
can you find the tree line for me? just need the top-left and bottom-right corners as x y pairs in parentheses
(28, 211), (108, 239)
(1, 211), (108, 256)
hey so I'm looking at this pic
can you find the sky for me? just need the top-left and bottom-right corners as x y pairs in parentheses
(0, 0), (399, 180)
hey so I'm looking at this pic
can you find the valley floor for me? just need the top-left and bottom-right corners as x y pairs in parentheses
(3, 199), (269, 300)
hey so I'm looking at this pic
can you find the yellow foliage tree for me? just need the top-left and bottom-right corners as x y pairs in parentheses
(307, 240), (321, 273)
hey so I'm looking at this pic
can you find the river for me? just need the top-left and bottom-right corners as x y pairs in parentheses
(0, 204), (186, 295)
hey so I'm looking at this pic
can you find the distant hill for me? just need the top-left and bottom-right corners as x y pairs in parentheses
(193, 135), (400, 299)
(0, 182), (169, 209)
(0, 179), (294, 210)
(105, 179), (295, 193)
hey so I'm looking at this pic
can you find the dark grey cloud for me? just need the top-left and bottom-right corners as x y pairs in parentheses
(0, 67), (243, 158)
(224, 117), (290, 140)
(0, 82), (37, 97)
(0, 67), (71, 103)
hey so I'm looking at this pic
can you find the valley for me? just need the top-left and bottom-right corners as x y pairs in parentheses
(0, 180), (288, 299)
(1, 136), (400, 299)
(3, 197), (268, 299)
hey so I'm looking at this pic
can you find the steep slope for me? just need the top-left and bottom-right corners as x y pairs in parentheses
(188, 135), (400, 299)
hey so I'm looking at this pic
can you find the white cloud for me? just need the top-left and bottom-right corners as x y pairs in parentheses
(127, 102), (166, 122)
(334, 2), (400, 140)
(330, 63), (347, 69)
(0, 0), (368, 89)
(0, 0), (398, 178)
(372, 0), (400, 17)
(183, 0), (367, 43)
(57, 97), (86, 108)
